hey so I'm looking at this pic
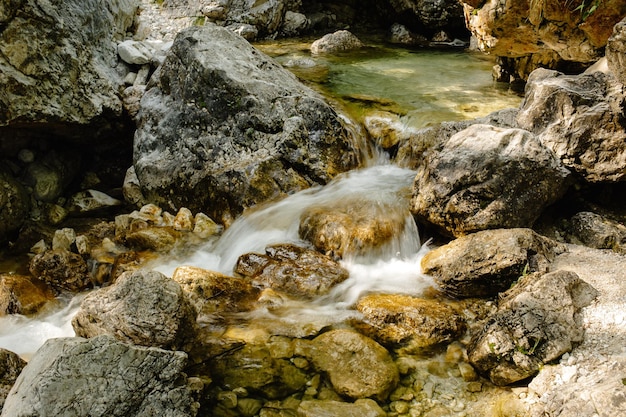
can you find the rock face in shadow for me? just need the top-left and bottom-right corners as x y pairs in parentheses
(468, 270), (598, 386)
(72, 269), (197, 350)
(0, 349), (26, 410)
(133, 24), (361, 225)
(421, 228), (567, 299)
(410, 124), (571, 237)
(516, 68), (626, 182)
(0, 335), (197, 417)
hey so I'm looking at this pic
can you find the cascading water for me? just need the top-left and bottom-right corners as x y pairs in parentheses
(0, 43), (521, 360)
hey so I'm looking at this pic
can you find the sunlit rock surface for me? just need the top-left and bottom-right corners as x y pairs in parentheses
(0, 0), (138, 137)
(410, 124), (571, 237)
(1, 335), (197, 417)
(0, 274), (54, 316)
(355, 294), (466, 351)
(421, 228), (567, 298)
(310, 30), (363, 54)
(72, 270), (197, 350)
(517, 68), (626, 182)
(461, 0), (626, 81)
(468, 270), (597, 386)
(133, 24), (361, 225)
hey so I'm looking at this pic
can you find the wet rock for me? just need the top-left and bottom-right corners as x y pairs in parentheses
(298, 399), (386, 417)
(133, 25), (360, 225)
(0, 274), (54, 316)
(565, 211), (626, 254)
(299, 200), (408, 259)
(607, 17), (626, 86)
(0, 0), (138, 139)
(311, 30), (363, 54)
(209, 342), (308, 399)
(29, 248), (91, 293)
(516, 69), (626, 182)
(193, 212), (222, 238)
(410, 124), (571, 237)
(306, 329), (399, 400)
(355, 294), (466, 351)
(0, 349), (26, 409)
(468, 270), (598, 385)
(421, 228), (567, 298)
(172, 265), (259, 319)
(51, 227), (76, 251)
(1, 335), (197, 417)
(0, 169), (29, 243)
(235, 243), (349, 299)
(72, 270), (197, 350)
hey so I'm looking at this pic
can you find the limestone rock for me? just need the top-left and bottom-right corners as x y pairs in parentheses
(0, 274), (54, 316)
(516, 69), (626, 182)
(299, 200), (408, 259)
(29, 249), (91, 293)
(133, 25), (360, 225)
(298, 399), (386, 417)
(72, 269), (197, 350)
(0, 348), (26, 410)
(66, 189), (122, 215)
(0, 335), (197, 417)
(411, 124), (571, 237)
(306, 329), (399, 400)
(0, 169), (29, 243)
(0, 0), (138, 139)
(461, 0), (626, 80)
(117, 40), (155, 65)
(468, 270), (598, 385)
(235, 243), (349, 299)
(396, 108), (520, 168)
(389, 23), (427, 45)
(311, 30), (363, 54)
(124, 226), (181, 252)
(172, 265), (259, 319)
(607, 17), (626, 85)
(355, 294), (466, 350)
(280, 11), (309, 37)
(421, 228), (567, 298)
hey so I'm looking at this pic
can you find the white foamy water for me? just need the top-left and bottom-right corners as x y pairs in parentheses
(0, 294), (85, 359)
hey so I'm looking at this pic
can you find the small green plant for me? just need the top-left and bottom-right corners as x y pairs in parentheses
(516, 338), (541, 355)
(563, 0), (603, 21)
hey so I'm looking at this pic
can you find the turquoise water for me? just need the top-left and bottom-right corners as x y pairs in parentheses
(259, 41), (522, 129)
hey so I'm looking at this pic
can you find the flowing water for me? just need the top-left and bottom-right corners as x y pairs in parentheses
(0, 42), (522, 360)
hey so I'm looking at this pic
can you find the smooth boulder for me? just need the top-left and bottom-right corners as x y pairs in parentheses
(411, 124), (571, 237)
(133, 24), (361, 225)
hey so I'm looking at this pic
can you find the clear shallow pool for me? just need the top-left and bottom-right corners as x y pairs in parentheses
(257, 39), (523, 129)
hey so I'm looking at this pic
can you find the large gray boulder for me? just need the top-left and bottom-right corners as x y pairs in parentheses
(72, 269), (197, 350)
(517, 68), (626, 182)
(133, 24), (361, 225)
(1, 335), (198, 417)
(0, 0), (138, 139)
(468, 270), (597, 386)
(410, 124), (571, 237)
